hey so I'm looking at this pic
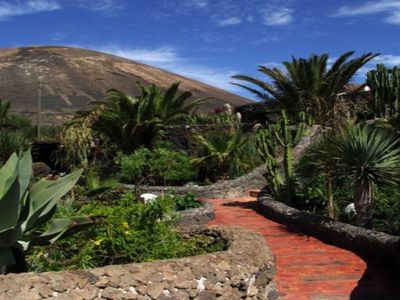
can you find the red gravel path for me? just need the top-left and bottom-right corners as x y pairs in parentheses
(207, 197), (400, 300)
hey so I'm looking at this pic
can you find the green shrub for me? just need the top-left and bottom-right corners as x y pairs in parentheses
(0, 130), (31, 163)
(171, 193), (203, 211)
(373, 187), (400, 235)
(117, 147), (196, 185)
(27, 194), (225, 272)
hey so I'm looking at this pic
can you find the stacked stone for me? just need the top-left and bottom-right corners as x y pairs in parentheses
(0, 227), (277, 300)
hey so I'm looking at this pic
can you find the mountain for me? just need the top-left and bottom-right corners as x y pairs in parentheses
(0, 46), (252, 125)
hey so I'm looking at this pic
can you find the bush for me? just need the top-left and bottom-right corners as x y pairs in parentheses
(0, 130), (31, 163)
(27, 194), (225, 271)
(117, 147), (197, 185)
(171, 193), (203, 211)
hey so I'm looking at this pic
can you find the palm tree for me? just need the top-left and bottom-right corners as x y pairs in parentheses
(88, 82), (205, 152)
(232, 51), (378, 126)
(193, 130), (248, 179)
(331, 122), (400, 228)
(138, 82), (206, 124)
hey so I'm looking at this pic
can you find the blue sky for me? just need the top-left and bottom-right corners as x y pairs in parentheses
(1, 0), (400, 99)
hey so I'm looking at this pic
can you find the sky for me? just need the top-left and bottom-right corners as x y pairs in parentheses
(1, 0), (400, 99)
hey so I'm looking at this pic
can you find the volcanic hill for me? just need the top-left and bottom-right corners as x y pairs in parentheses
(0, 46), (252, 124)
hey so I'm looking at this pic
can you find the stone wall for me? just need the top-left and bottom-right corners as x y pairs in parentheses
(0, 227), (277, 300)
(177, 201), (215, 226)
(257, 189), (400, 271)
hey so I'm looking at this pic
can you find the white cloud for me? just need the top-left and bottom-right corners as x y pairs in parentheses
(74, 0), (123, 12)
(373, 54), (400, 66)
(191, 0), (208, 8)
(91, 45), (239, 92)
(97, 45), (180, 63)
(218, 17), (241, 26)
(335, 0), (400, 25)
(262, 7), (293, 26)
(0, 0), (61, 19)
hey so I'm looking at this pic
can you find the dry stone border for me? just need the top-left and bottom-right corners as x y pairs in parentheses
(257, 189), (400, 272)
(176, 201), (215, 226)
(0, 226), (277, 300)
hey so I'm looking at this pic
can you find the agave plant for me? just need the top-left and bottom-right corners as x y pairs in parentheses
(0, 151), (92, 274)
(330, 122), (400, 228)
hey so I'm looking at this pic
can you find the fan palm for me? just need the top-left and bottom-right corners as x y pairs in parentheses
(193, 130), (248, 179)
(232, 51), (378, 126)
(331, 122), (400, 228)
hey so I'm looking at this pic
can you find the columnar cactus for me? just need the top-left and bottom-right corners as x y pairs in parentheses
(367, 64), (400, 118)
(257, 110), (308, 204)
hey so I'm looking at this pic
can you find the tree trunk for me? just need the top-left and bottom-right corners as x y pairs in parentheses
(353, 180), (373, 228)
(326, 173), (335, 219)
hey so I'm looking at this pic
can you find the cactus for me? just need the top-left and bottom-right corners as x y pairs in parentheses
(367, 64), (400, 118)
(0, 151), (92, 274)
(257, 110), (308, 204)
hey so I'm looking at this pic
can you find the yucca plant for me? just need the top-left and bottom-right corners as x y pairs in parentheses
(330, 123), (400, 228)
(0, 151), (92, 274)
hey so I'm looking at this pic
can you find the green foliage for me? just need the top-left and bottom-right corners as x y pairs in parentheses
(367, 64), (400, 118)
(373, 186), (400, 235)
(117, 147), (197, 185)
(0, 100), (10, 124)
(193, 129), (253, 180)
(256, 110), (308, 204)
(27, 195), (225, 272)
(329, 122), (400, 227)
(89, 82), (205, 153)
(172, 193), (203, 211)
(3, 115), (35, 138)
(0, 152), (91, 274)
(232, 51), (378, 125)
(0, 131), (31, 163)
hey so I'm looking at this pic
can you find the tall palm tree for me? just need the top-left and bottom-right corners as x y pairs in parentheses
(331, 122), (400, 228)
(232, 52), (378, 126)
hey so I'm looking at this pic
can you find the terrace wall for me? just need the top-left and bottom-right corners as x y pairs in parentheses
(0, 227), (277, 300)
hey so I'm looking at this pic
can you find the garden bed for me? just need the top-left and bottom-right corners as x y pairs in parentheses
(257, 188), (400, 271)
(0, 227), (277, 300)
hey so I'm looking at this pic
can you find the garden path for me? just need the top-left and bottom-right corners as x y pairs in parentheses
(207, 196), (400, 300)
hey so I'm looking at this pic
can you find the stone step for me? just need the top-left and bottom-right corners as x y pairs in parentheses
(249, 189), (261, 197)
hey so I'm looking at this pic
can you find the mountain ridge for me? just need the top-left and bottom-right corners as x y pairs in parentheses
(0, 45), (252, 124)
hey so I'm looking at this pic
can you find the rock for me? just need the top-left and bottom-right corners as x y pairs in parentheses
(32, 162), (51, 178)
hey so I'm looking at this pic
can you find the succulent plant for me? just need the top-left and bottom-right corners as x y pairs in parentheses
(0, 151), (92, 274)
